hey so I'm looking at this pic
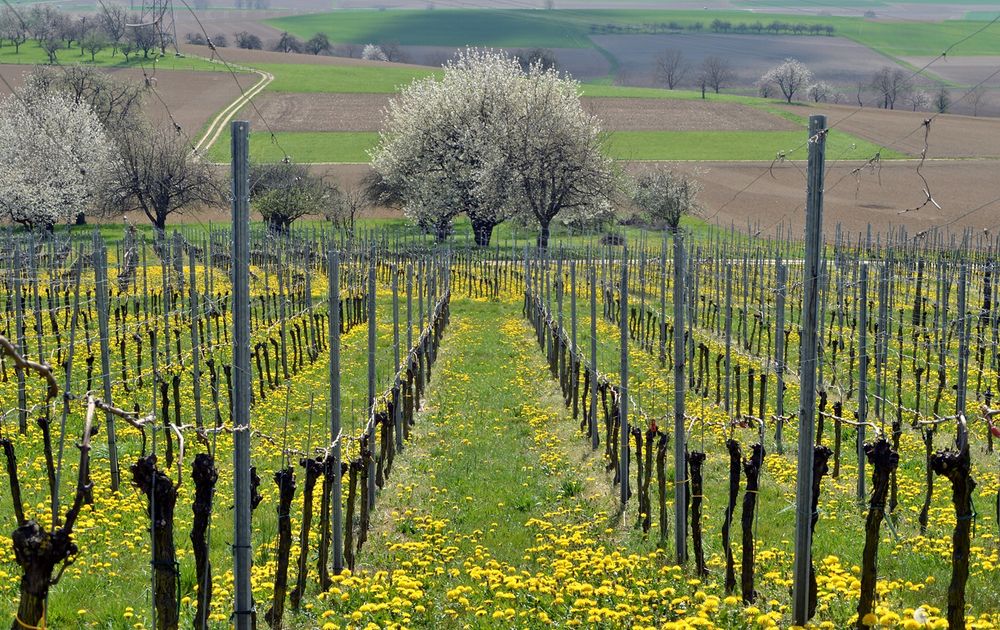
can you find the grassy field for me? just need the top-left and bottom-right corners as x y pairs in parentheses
(257, 62), (439, 94)
(0, 40), (222, 71)
(205, 128), (904, 163)
(606, 129), (905, 161)
(266, 9), (1000, 58)
(206, 128), (378, 162)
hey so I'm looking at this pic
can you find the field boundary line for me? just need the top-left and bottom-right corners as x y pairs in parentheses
(193, 56), (273, 156)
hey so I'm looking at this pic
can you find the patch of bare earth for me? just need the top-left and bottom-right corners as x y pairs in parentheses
(582, 97), (798, 131)
(237, 93), (798, 133)
(778, 102), (1000, 159)
(678, 159), (1000, 235)
(0, 66), (251, 135)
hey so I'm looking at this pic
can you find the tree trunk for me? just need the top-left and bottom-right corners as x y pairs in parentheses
(131, 455), (179, 630)
(265, 467), (296, 629)
(857, 438), (899, 630)
(11, 522), (75, 630)
(809, 445), (833, 618)
(932, 443), (976, 630)
(471, 219), (496, 247)
(290, 457), (323, 609)
(190, 454), (217, 630)
(741, 442), (764, 604)
(723, 439), (741, 594)
(536, 219), (551, 249)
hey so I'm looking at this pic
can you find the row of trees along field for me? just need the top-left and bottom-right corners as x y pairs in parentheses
(0, 66), (369, 234)
(589, 19), (836, 36)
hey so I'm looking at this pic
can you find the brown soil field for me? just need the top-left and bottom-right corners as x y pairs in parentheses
(310, 158), (1000, 236)
(0, 65), (251, 136)
(780, 102), (1000, 159)
(589, 33), (923, 88)
(583, 98), (799, 131)
(241, 92), (390, 130)
(240, 92), (798, 132)
(679, 159), (1000, 235)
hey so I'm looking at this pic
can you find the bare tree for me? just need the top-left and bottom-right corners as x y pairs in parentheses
(103, 124), (221, 231)
(249, 162), (332, 232)
(934, 86), (950, 113)
(380, 41), (408, 63)
(305, 32), (331, 55)
(97, 2), (127, 55)
(271, 31), (302, 54)
(907, 89), (929, 112)
(328, 183), (372, 234)
(632, 167), (700, 230)
(700, 56), (735, 94)
(854, 79), (867, 107)
(0, 7), (29, 53)
(653, 49), (688, 89)
(24, 65), (144, 134)
(966, 85), (987, 116)
(516, 47), (558, 72)
(870, 65), (912, 110)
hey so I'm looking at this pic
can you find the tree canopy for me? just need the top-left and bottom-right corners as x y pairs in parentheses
(371, 48), (615, 247)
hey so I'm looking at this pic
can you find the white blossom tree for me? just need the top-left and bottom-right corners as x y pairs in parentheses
(807, 81), (833, 103)
(0, 89), (115, 231)
(361, 44), (387, 61)
(372, 49), (520, 244)
(372, 48), (615, 247)
(761, 58), (813, 104)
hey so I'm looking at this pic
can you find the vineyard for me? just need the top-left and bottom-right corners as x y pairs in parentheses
(0, 210), (997, 629)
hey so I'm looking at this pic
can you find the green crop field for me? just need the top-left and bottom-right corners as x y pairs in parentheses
(257, 62), (439, 93)
(266, 9), (1000, 59)
(0, 40), (222, 71)
(266, 9), (592, 49)
(205, 127), (902, 164)
(206, 129), (378, 162)
(606, 130), (904, 161)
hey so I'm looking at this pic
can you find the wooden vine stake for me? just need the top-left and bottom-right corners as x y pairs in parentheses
(856, 437), (899, 630)
(931, 431), (975, 630)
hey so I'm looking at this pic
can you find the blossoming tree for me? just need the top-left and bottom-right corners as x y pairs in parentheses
(0, 89), (115, 231)
(372, 48), (615, 247)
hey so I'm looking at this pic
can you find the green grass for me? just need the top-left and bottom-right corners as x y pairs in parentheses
(264, 8), (1000, 58)
(207, 128), (904, 164)
(257, 62), (439, 93)
(966, 11), (1000, 20)
(579, 83), (764, 103)
(266, 9), (593, 48)
(207, 129), (379, 163)
(0, 40), (223, 71)
(606, 129), (905, 161)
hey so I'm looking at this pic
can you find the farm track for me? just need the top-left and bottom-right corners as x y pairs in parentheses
(193, 59), (273, 155)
